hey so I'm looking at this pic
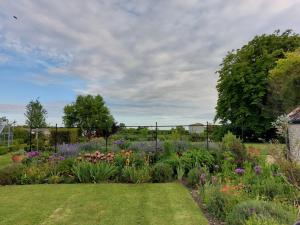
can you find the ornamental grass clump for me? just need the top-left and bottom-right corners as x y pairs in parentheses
(121, 166), (151, 183)
(72, 161), (117, 183)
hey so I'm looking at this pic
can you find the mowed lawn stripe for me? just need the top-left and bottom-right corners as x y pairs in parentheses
(0, 183), (208, 225)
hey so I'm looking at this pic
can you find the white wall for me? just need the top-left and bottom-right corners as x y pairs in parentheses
(288, 124), (300, 162)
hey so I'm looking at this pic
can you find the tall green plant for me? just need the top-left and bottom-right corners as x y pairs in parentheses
(72, 162), (117, 183)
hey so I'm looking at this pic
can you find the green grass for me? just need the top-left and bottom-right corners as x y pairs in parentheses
(0, 183), (208, 225)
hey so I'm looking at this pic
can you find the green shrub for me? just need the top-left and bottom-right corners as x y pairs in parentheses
(13, 127), (29, 143)
(122, 166), (151, 183)
(180, 149), (214, 171)
(226, 200), (297, 225)
(160, 154), (180, 173)
(204, 187), (242, 220)
(56, 158), (76, 176)
(21, 164), (50, 184)
(251, 178), (293, 200)
(187, 167), (200, 186)
(162, 141), (174, 157)
(151, 162), (173, 182)
(131, 153), (145, 168)
(72, 162), (117, 183)
(0, 145), (21, 155)
(221, 132), (246, 165)
(0, 146), (9, 155)
(114, 154), (126, 169)
(49, 128), (79, 145)
(0, 164), (24, 185)
(245, 215), (281, 225)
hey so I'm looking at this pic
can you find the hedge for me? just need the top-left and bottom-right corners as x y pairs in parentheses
(49, 128), (80, 145)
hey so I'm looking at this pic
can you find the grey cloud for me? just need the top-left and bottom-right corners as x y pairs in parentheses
(1, 0), (300, 124)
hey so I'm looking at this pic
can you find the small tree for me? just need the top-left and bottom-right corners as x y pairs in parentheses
(63, 95), (116, 140)
(24, 99), (47, 128)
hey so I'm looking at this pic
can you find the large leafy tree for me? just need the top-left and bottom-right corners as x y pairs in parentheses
(63, 95), (115, 138)
(24, 99), (47, 128)
(269, 49), (300, 114)
(215, 30), (300, 140)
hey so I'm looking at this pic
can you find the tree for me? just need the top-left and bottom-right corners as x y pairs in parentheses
(269, 49), (300, 114)
(215, 30), (300, 140)
(24, 99), (47, 128)
(63, 95), (115, 138)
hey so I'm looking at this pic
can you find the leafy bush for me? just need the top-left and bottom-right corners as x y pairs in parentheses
(226, 200), (297, 225)
(245, 216), (281, 225)
(49, 128), (79, 145)
(55, 158), (75, 176)
(0, 164), (24, 185)
(180, 149), (214, 171)
(203, 186), (242, 220)
(20, 164), (51, 184)
(187, 167), (201, 187)
(72, 162), (117, 183)
(0, 145), (20, 155)
(221, 132), (246, 165)
(160, 154), (180, 173)
(250, 178), (294, 200)
(151, 162), (173, 182)
(0, 146), (9, 155)
(121, 166), (151, 183)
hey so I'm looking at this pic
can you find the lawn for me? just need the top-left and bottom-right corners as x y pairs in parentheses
(244, 143), (285, 155)
(0, 183), (208, 225)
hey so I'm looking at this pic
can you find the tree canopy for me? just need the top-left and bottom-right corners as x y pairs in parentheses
(63, 95), (115, 138)
(269, 49), (300, 114)
(24, 99), (47, 128)
(215, 30), (300, 139)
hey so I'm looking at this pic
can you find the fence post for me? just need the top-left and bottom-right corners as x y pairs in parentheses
(155, 122), (158, 152)
(206, 121), (209, 150)
(55, 124), (58, 153)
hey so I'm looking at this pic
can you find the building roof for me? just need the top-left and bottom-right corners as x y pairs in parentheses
(189, 123), (204, 126)
(288, 106), (300, 124)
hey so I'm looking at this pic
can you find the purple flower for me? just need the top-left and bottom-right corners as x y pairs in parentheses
(27, 151), (40, 158)
(114, 139), (124, 146)
(254, 165), (261, 175)
(235, 168), (245, 175)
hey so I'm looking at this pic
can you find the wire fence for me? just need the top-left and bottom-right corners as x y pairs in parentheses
(25, 122), (220, 152)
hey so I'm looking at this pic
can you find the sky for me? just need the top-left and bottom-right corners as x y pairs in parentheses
(0, 0), (300, 126)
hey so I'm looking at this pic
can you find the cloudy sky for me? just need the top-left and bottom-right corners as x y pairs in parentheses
(0, 0), (300, 126)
